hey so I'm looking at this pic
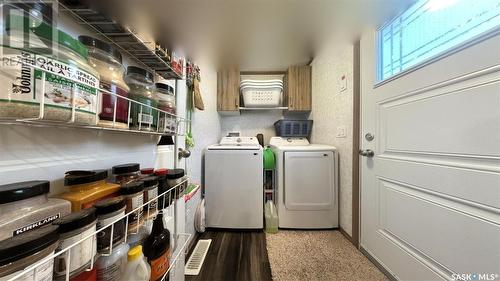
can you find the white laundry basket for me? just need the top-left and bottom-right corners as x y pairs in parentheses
(240, 79), (283, 107)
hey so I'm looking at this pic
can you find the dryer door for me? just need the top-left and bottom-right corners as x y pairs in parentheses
(284, 151), (335, 210)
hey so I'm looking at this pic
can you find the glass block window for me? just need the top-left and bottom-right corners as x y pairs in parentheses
(378, 0), (500, 81)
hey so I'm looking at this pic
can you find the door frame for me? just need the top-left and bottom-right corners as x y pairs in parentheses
(352, 40), (361, 248)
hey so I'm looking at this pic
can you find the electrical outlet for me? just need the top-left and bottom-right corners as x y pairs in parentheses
(336, 126), (347, 138)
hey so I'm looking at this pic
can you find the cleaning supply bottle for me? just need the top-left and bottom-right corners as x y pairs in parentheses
(123, 245), (151, 281)
(143, 211), (171, 281)
(265, 200), (279, 234)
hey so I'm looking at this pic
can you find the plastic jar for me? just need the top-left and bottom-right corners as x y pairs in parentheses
(0, 180), (70, 241)
(0, 225), (59, 281)
(155, 82), (176, 132)
(120, 181), (144, 233)
(154, 169), (173, 209)
(0, 16), (99, 124)
(79, 36), (129, 129)
(112, 163), (141, 185)
(57, 170), (121, 212)
(125, 66), (158, 131)
(166, 169), (187, 199)
(96, 242), (129, 281)
(53, 208), (98, 278)
(94, 197), (126, 253)
(142, 176), (159, 220)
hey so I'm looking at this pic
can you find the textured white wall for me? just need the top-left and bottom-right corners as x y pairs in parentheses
(186, 60), (221, 184)
(310, 40), (354, 236)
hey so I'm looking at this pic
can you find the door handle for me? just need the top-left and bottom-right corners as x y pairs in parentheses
(178, 148), (191, 159)
(359, 149), (374, 158)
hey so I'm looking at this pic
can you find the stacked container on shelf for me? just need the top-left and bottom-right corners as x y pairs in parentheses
(0, 163), (188, 281)
(0, 15), (186, 136)
(125, 67), (159, 131)
(0, 10), (190, 281)
(78, 36), (130, 130)
(0, 16), (100, 124)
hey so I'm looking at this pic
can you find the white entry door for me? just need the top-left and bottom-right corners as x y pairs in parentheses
(360, 29), (500, 281)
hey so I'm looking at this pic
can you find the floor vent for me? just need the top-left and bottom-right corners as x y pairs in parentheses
(185, 239), (212, 275)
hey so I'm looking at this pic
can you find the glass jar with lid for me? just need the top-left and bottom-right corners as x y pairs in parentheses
(125, 66), (158, 131)
(0, 15), (99, 124)
(112, 163), (142, 185)
(78, 36), (130, 129)
(155, 82), (176, 133)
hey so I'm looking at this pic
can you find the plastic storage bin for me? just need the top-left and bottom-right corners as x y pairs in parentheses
(274, 120), (313, 138)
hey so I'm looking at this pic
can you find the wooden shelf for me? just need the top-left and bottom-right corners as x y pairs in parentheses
(239, 107), (288, 110)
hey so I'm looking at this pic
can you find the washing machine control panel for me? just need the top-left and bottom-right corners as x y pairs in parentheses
(269, 137), (310, 146)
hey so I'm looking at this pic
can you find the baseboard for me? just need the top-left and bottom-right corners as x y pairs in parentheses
(360, 246), (398, 281)
(339, 226), (353, 244)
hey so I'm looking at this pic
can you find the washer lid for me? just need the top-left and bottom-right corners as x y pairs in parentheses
(269, 137), (310, 147)
(269, 137), (336, 151)
(207, 144), (262, 150)
(208, 136), (262, 150)
(220, 137), (260, 146)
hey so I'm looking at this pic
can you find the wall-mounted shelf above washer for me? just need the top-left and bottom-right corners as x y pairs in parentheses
(239, 107), (289, 110)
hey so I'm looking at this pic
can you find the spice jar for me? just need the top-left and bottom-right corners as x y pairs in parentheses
(0, 16), (99, 124)
(0, 180), (70, 241)
(111, 163), (141, 185)
(166, 169), (187, 199)
(120, 181), (144, 233)
(154, 169), (173, 210)
(0, 225), (59, 281)
(125, 66), (158, 131)
(140, 168), (154, 176)
(155, 82), (176, 133)
(53, 208), (98, 279)
(57, 170), (121, 211)
(94, 197), (126, 253)
(141, 176), (159, 220)
(79, 36), (129, 129)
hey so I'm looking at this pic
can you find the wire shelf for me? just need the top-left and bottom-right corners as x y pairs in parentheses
(5, 179), (191, 281)
(0, 61), (189, 136)
(58, 1), (183, 80)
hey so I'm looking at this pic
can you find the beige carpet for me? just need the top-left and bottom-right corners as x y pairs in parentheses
(266, 230), (388, 281)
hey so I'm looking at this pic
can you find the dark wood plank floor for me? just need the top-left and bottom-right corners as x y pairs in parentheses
(186, 231), (273, 281)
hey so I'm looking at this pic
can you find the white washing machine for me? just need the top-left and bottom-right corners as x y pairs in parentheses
(205, 137), (263, 229)
(270, 137), (338, 229)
